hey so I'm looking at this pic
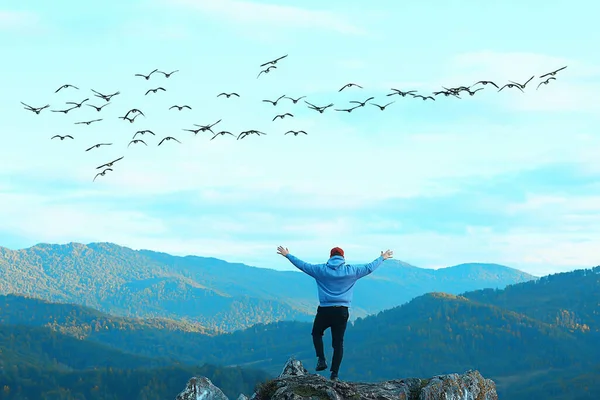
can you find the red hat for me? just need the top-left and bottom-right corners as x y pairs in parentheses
(330, 247), (344, 257)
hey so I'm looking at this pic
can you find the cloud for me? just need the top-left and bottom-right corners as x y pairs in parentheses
(164, 0), (365, 35)
(0, 10), (39, 30)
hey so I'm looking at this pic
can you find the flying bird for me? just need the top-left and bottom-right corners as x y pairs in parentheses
(193, 119), (222, 133)
(536, 77), (556, 90)
(285, 130), (307, 136)
(158, 136), (181, 146)
(257, 65), (277, 78)
(91, 89), (119, 102)
(466, 88), (484, 96)
(128, 139), (147, 147)
(51, 107), (77, 114)
(183, 127), (203, 135)
(413, 95), (435, 101)
(260, 54), (288, 67)
(119, 114), (141, 123)
(86, 103), (110, 112)
(262, 95), (286, 106)
(96, 156), (124, 170)
(51, 135), (73, 140)
(472, 80), (499, 89)
(169, 105), (191, 111)
(540, 66), (567, 79)
(93, 168), (112, 182)
(339, 83), (363, 91)
(55, 84), (79, 93)
(370, 101), (395, 110)
(334, 106), (361, 113)
(237, 130), (266, 140)
(75, 119), (102, 125)
(387, 89), (417, 97)
(135, 69), (158, 80)
(509, 76), (534, 89)
(217, 92), (240, 98)
(124, 109), (145, 118)
(145, 87), (166, 95)
(272, 113), (293, 121)
(210, 131), (235, 140)
(21, 102), (49, 114)
(349, 97), (374, 107)
(66, 98), (89, 108)
(305, 101), (333, 113)
(133, 130), (155, 139)
(85, 143), (112, 151)
(283, 96), (306, 103)
(498, 83), (524, 92)
(157, 70), (179, 78)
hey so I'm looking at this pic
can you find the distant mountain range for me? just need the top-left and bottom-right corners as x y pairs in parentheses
(0, 242), (535, 331)
(1, 266), (599, 399)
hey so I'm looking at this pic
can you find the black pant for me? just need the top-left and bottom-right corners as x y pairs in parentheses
(311, 306), (349, 374)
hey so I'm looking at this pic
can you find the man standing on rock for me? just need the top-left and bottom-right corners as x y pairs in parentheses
(276, 245), (394, 381)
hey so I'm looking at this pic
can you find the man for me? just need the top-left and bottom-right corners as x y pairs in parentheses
(276, 245), (394, 381)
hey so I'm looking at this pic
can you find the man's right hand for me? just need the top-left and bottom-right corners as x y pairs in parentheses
(381, 249), (393, 260)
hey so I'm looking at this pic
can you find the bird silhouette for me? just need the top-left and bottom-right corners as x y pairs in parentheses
(536, 77), (556, 90)
(217, 92), (240, 98)
(124, 109), (145, 118)
(93, 168), (112, 182)
(257, 65), (277, 78)
(21, 102), (49, 114)
(370, 101), (395, 110)
(51, 107), (77, 114)
(183, 127), (203, 135)
(128, 139), (147, 147)
(118, 114), (141, 123)
(55, 84), (79, 93)
(66, 98), (89, 108)
(193, 119), (222, 134)
(349, 97), (374, 107)
(210, 131), (235, 140)
(540, 66), (567, 79)
(285, 130), (307, 136)
(91, 89), (119, 102)
(157, 70), (179, 78)
(133, 130), (155, 139)
(466, 88), (484, 96)
(85, 143), (112, 151)
(169, 105), (191, 111)
(262, 95), (286, 106)
(145, 87), (166, 95)
(75, 119), (102, 125)
(339, 83), (362, 91)
(135, 69), (158, 80)
(238, 130), (266, 140)
(387, 89), (416, 97)
(413, 95), (435, 101)
(273, 113), (293, 121)
(498, 83), (524, 93)
(509, 76), (534, 90)
(96, 156), (123, 170)
(472, 80), (499, 89)
(283, 96), (306, 103)
(334, 106), (361, 113)
(305, 101), (333, 113)
(158, 136), (181, 146)
(51, 135), (74, 140)
(86, 103), (110, 112)
(260, 54), (288, 67)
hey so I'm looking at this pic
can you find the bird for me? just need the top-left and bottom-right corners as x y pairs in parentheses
(66, 98), (89, 108)
(432, 90), (458, 98)
(55, 84), (79, 93)
(387, 89), (417, 97)
(91, 89), (119, 102)
(413, 95), (435, 101)
(85, 143), (112, 151)
(472, 80), (499, 89)
(183, 127), (203, 135)
(466, 88), (484, 96)
(145, 87), (166, 95)
(509, 76), (534, 90)
(260, 54), (288, 67)
(339, 83), (362, 91)
(498, 83), (524, 93)
(257, 65), (277, 78)
(135, 69), (158, 80)
(158, 136), (181, 146)
(86, 103), (110, 112)
(273, 113), (293, 121)
(283, 96), (306, 103)
(238, 130), (266, 140)
(370, 101), (395, 110)
(305, 101), (333, 113)
(210, 131), (235, 140)
(128, 139), (147, 147)
(157, 70), (179, 78)
(133, 130), (155, 139)
(93, 168), (112, 182)
(51, 107), (77, 114)
(536, 77), (556, 90)
(169, 105), (191, 111)
(285, 130), (307, 136)
(540, 66), (567, 79)
(75, 119), (102, 125)
(118, 114), (141, 123)
(217, 92), (240, 98)
(349, 97), (374, 107)
(96, 156), (124, 169)
(21, 102), (49, 114)
(51, 135), (73, 140)
(193, 119), (222, 134)
(262, 95), (286, 106)
(334, 106), (361, 113)
(124, 109), (145, 118)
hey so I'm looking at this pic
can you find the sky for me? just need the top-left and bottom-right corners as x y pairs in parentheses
(1, 0), (599, 277)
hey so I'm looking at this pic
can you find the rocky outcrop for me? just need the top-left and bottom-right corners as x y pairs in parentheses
(176, 357), (498, 400)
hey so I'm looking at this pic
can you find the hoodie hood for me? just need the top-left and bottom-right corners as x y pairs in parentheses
(326, 255), (346, 269)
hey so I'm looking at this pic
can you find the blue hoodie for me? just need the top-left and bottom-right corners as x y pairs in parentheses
(285, 254), (385, 307)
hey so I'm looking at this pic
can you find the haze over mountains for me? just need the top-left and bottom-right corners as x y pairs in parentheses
(0, 242), (535, 331)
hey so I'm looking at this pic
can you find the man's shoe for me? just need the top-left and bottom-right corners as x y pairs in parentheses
(316, 358), (328, 371)
(330, 372), (339, 381)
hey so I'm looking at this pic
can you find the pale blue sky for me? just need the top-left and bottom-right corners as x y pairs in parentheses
(1, 0), (599, 276)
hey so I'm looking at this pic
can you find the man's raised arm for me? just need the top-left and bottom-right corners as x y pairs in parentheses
(350, 249), (393, 279)
(277, 245), (319, 277)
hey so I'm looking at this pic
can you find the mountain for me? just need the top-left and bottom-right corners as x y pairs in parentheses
(0, 242), (535, 331)
(2, 266), (599, 399)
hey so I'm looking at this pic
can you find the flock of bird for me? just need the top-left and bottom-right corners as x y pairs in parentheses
(20, 54), (567, 182)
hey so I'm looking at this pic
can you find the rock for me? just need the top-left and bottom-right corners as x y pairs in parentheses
(176, 357), (498, 400)
(176, 376), (228, 400)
